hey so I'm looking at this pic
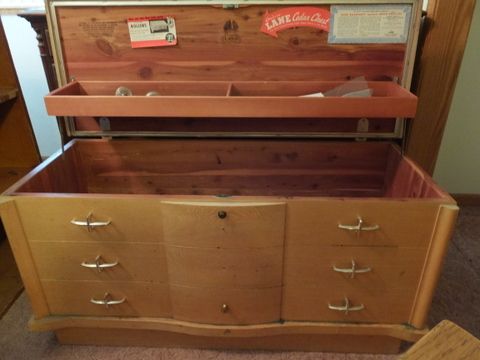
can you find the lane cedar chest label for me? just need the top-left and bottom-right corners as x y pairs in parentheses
(261, 7), (330, 37)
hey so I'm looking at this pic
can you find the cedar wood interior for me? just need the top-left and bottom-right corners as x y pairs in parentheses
(11, 2), (445, 200)
(6, 139), (448, 199)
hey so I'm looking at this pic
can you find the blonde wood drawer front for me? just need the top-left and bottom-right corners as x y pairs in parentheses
(282, 283), (418, 324)
(166, 245), (283, 288)
(42, 280), (171, 317)
(284, 245), (426, 291)
(170, 285), (282, 325)
(29, 242), (167, 282)
(161, 201), (285, 248)
(15, 197), (164, 243)
(287, 200), (441, 247)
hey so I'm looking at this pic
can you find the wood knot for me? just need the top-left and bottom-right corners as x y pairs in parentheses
(138, 66), (153, 79)
(223, 20), (239, 32)
(223, 20), (241, 43)
(96, 39), (114, 56)
(289, 37), (300, 46)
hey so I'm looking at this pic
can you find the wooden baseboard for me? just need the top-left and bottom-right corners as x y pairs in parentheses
(451, 194), (480, 206)
(55, 328), (404, 354)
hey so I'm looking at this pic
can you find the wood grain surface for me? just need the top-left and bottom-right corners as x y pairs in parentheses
(169, 284), (282, 325)
(166, 245), (283, 288)
(31, 315), (426, 342)
(0, 87), (17, 104)
(49, 3), (415, 136)
(29, 241), (168, 283)
(285, 199), (444, 247)
(283, 245), (426, 289)
(282, 282), (418, 324)
(14, 196), (165, 243)
(0, 167), (31, 194)
(8, 139), (454, 199)
(57, 139), (391, 197)
(0, 20), (40, 168)
(55, 5), (407, 83)
(0, 200), (50, 318)
(72, 116), (397, 135)
(45, 80), (418, 118)
(400, 320), (480, 359)
(409, 204), (459, 328)
(407, 0), (477, 174)
(161, 201), (285, 248)
(42, 280), (171, 317)
(53, 327), (403, 353)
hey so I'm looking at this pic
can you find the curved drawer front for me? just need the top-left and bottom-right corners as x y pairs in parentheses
(166, 245), (283, 288)
(161, 201), (285, 248)
(170, 285), (282, 325)
(30, 242), (167, 282)
(287, 200), (440, 247)
(284, 245), (426, 291)
(15, 197), (164, 243)
(282, 283), (417, 324)
(42, 280), (171, 317)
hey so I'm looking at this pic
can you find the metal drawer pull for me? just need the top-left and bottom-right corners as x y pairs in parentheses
(221, 303), (229, 313)
(71, 212), (111, 232)
(333, 260), (371, 279)
(90, 292), (126, 308)
(81, 255), (118, 272)
(328, 297), (364, 314)
(338, 217), (379, 232)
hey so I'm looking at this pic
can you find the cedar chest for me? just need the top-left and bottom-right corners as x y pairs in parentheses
(0, 0), (458, 354)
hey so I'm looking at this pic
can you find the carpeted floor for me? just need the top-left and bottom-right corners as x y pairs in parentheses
(0, 206), (478, 360)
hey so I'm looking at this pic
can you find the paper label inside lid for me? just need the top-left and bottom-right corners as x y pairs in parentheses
(328, 5), (412, 44)
(128, 16), (177, 48)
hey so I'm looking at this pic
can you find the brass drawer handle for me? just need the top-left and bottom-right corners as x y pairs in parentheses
(338, 217), (379, 232)
(90, 292), (126, 308)
(328, 297), (364, 314)
(217, 210), (227, 219)
(71, 212), (111, 232)
(333, 260), (371, 279)
(81, 255), (118, 273)
(221, 303), (229, 313)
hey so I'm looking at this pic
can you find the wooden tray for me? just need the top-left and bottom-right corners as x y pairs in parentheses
(45, 81), (417, 118)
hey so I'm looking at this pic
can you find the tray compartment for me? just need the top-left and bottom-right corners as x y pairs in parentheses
(45, 81), (417, 118)
(75, 81), (231, 97)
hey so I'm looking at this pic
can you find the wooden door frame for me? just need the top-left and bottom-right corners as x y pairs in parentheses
(407, 0), (477, 175)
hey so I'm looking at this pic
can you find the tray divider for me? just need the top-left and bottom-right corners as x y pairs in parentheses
(226, 83), (233, 97)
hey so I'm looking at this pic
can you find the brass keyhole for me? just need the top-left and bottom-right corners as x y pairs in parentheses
(218, 210), (227, 219)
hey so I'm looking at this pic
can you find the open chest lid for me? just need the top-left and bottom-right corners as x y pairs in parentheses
(45, 0), (422, 139)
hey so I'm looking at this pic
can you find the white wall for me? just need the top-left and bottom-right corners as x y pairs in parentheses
(2, 15), (61, 158)
(433, 3), (480, 194)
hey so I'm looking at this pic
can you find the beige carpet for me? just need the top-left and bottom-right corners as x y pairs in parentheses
(1, 206), (479, 359)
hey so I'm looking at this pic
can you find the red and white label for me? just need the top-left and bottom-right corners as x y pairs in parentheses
(127, 16), (177, 48)
(261, 7), (330, 38)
